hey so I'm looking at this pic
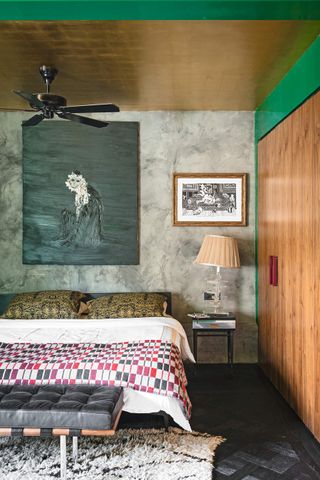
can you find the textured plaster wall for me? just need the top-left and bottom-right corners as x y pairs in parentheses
(0, 111), (257, 362)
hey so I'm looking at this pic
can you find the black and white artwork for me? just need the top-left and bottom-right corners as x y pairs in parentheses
(58, 171), (103, 247)
(173, 173), (246, 226)
(23, 121), (139, 265)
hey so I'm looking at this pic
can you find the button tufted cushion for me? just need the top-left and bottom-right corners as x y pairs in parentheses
(0, 385), (123, 430)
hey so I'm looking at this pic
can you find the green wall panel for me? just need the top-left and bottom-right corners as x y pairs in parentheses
(0, 0), (320, 20)
(255, 35), (320, 141)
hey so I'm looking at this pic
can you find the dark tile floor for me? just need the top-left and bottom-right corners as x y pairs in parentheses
(119, 364), (320, 480)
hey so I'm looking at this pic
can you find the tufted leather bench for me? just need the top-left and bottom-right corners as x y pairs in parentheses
(0, 384), (123, 479)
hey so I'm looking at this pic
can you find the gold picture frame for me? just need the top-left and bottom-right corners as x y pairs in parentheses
(173, 173), (247, 226)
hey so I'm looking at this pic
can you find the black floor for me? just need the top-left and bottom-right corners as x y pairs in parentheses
(119, 364), (320, 480)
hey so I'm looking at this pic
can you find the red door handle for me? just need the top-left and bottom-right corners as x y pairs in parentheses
(269, 256), (278, 286)
(269, 256), (273, 285)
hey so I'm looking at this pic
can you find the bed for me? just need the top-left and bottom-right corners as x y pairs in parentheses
(0, 292), (194, 431)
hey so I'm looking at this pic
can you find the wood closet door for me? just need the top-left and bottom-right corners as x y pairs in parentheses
(258, 90), (320, 441)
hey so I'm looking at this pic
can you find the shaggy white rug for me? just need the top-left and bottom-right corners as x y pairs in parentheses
(0, 428), (224, 480)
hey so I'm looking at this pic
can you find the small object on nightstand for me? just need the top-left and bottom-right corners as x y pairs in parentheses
(188, 312), (232, 319)
(190, 312), (236, 365)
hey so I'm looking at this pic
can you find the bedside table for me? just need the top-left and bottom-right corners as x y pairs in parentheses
(189, 313), (236, 365)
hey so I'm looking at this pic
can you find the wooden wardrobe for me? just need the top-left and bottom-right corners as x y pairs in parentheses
(258, 90), (320, 441)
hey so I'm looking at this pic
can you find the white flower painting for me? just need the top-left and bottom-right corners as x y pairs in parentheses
(22, 121), (139, 265)
(58, 170), (104, 247)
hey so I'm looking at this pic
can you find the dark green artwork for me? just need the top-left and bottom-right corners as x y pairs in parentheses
(23, 121), (139, 265)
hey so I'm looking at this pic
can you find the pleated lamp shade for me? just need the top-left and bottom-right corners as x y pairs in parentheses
(194, 235), (240, 268)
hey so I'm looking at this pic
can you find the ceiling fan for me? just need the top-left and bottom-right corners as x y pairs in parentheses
(12, 65), (120, 128)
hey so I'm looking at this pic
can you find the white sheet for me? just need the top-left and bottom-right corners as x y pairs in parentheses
(0, 316), (195, 431)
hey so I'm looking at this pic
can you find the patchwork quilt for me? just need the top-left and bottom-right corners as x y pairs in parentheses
(0, 340), (191, 418)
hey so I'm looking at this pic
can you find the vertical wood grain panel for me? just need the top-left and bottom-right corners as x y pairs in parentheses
(257, 135), (270, 374)
(313, 91), (320, 441)
(258, 90), (320, 441)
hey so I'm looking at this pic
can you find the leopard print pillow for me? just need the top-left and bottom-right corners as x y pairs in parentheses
(3, 290), (84, 319)
(86, 293), (167, 318)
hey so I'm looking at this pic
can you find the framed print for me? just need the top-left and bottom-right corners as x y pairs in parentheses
(173, 173), (247, 226)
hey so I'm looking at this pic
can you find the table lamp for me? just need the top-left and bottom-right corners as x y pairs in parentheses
(194, 235), (240, 313)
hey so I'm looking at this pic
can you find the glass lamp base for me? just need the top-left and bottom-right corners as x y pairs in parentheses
(203, 276), (222, 313)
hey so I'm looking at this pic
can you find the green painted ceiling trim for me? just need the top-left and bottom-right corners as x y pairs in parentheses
(255, 35), (320, 141)
(0, 0), (320, 20)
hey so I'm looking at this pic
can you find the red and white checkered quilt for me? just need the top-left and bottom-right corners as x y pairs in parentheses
(0, 340), (191, 418)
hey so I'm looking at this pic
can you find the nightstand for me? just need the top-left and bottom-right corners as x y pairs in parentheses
(189, 313), (236, 365)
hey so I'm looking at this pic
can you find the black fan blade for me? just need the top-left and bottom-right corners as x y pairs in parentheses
(13, 90), (45, 110)
(61, 103), (119, 113)
(57, 112), (109, 128)
(0, 107), (35, 112)
(22, 114), (44, 127)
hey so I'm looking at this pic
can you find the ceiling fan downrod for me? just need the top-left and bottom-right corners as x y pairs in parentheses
(39, 65), (57, 94)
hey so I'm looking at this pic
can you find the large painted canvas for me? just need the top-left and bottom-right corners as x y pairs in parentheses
(23, 121), (139, 265)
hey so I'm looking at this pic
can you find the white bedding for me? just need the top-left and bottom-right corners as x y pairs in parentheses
(0, 316), (195, 431)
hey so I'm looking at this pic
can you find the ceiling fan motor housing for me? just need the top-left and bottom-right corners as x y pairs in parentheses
(36, 93), (67, 108)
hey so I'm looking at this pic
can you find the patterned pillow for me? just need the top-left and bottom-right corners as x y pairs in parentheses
(86, 293), (167, 319)
(3, 290), (83, 319)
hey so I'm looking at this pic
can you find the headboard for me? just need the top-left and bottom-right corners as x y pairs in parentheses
(0, 294), (15, 315)
(0, 292), (172, 316)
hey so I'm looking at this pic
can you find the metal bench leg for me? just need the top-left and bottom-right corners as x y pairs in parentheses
(162, 412), (169, 431)
(72, 436), (78, 463)
(60, 435), (67, 480)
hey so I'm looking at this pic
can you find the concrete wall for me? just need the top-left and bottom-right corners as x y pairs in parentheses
(0, 111), (257, 362)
